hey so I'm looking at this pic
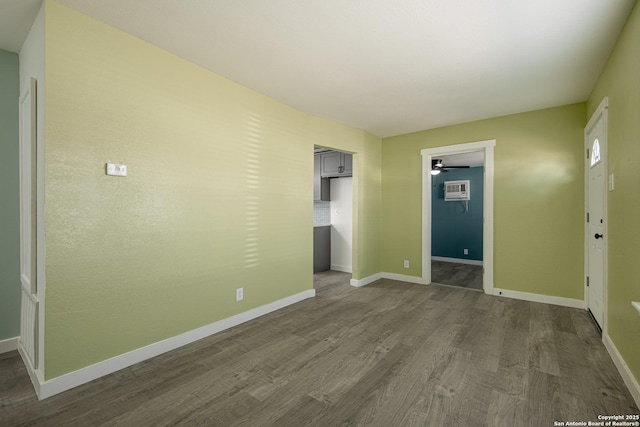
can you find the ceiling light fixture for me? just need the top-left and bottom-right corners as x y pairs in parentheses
(431, 158), (443, 175)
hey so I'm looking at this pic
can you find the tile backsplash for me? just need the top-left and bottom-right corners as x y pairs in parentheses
(313, 201), (330, 226)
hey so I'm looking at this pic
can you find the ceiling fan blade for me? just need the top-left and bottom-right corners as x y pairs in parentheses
(443, 165), (470, 169)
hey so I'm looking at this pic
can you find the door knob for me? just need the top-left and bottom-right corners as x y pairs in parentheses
(594, 233), (603, 239)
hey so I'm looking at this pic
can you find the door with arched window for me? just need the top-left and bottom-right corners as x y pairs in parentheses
(585, 98), (608, 331)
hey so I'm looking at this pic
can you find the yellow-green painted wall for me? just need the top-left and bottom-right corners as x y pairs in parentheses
(0, 49), (21, 342)
(44, 0), (380, 379)
(382, 103), (586, 299)
(587, 2), (640, 384)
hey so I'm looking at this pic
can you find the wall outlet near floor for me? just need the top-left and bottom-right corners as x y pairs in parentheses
(403, 260), (410, 269)
(463, 249), (469, 255)
(236, 287), (244, 301)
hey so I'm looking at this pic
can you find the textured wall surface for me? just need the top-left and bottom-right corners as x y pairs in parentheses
(0, 49), (20, 342)
(381, 103), (586, 299)
(587, 1), (640, 388)
(44, 0), (381, 379)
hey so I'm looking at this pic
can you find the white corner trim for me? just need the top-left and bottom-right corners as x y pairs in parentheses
(431, 256), (483, 266)
(632, 302), (640, 316)
(18, 345), (44, 398)
(603, 333), (640, 409)
(382, 272), (426, 285)
(35, 289), (315, 400)
(350, 272), (427, 287)
(493, 288), (586, 309)
(350, 273), (383, 287)
(331, 264), (353, 273)
(0, 337), (19, 354)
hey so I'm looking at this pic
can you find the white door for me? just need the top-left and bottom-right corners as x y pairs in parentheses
(585, 98), (607, 330)
(19, 78), (38, 368)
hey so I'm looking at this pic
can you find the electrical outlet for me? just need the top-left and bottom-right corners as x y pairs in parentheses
(106, 163), (127, 177)
(236, 288), (243, 301)
(403, 260), (409, 269)
(463, 249), (469, 255)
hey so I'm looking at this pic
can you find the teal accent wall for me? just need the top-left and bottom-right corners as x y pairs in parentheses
(432, 167), (484, 261)
(0, 49), (20, 342)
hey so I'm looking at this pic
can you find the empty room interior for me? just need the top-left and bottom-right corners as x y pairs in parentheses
(1, 0), (640, 425)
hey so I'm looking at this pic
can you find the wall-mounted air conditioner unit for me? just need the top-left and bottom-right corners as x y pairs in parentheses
(444, 180), (470, 201)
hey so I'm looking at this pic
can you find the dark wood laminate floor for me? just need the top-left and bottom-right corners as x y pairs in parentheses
(1, 274), (637, 426)
(432, 260), (483, 290)
(313, 269), (351, 291)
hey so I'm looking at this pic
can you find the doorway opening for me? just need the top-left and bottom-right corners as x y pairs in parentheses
(313, 146), (353, 291)
(421, 140), (495, 294)
(430, 152), (484, 291)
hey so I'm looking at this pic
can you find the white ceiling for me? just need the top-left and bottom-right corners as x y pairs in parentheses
(2, 1), (636, 138)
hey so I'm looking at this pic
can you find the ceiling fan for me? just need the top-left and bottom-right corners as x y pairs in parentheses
(431, 159), (470, 175)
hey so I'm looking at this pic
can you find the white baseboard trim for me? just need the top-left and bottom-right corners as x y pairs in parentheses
(0, 336), (19, 354)
(350, 276), (584, 310)
(493, 288), (586, 309)
(331, 264), (352, 273)
(350, 273), (383, 287)
(350, 272), (427, 287)
(35, 289), (316, 400)
(382, 272), (426, 285)
(604, 333), (640, 409)
(431, 256), (483, 266)
(18, 344), (43, 398)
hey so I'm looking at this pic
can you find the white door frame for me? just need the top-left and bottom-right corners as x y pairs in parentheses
(584, 97), (608, 333)
(421, 140), (495, 294)
(18, 77), (39, 370)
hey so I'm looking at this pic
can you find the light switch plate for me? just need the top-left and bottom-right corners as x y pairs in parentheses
(106, 163), (127, 177)
(608, 174), (614, 191)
